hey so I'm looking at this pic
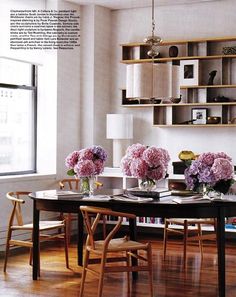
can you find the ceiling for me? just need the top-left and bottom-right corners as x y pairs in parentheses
(67, 0), (219, 10)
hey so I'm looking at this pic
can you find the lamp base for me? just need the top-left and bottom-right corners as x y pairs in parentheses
(112, 139), (131, 168)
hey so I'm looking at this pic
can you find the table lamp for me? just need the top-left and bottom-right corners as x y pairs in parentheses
(106, 114), (133, 167)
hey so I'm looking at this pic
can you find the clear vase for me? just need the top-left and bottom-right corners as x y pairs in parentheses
(80, 176), (96, 196)
(202, 184), (223, 200)
(138, 178), (156, 191)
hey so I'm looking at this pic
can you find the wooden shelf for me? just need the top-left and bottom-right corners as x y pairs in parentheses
(120, 36), (236, 47)
(181, 85), (236, 89)
(153, 124), (236, 128)
(122, 102), (236, 107)
(121, 36), (236, 128)
(121, 54), (236, 64)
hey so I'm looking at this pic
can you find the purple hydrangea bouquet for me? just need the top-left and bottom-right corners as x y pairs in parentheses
(121, 143), (170, 190)
(65, 145), (107, 194)
(184, 152), (235, 196)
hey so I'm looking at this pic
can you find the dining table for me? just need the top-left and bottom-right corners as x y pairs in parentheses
(29, 189), (236, 297)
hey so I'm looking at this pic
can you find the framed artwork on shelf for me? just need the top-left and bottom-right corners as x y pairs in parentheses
(180, 59), (199, 86)
(191, 108), (208, 124)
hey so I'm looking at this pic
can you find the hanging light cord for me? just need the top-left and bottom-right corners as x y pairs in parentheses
(151, 0), (155, 39)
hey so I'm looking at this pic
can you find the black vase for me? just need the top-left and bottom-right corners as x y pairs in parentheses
(169, 46), (178, 57)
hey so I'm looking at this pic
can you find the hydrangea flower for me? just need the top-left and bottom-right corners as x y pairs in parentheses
(65, 145), (107, 177)
(120, 143), (170, 185)
(184, 152), (234, 194)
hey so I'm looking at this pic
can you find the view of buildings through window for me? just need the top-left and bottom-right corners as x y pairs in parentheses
(0, 58), (36, 175)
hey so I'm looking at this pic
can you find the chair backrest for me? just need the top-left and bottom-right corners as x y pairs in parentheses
(80, 206), (136, 250)
(6, 191), (31, 227)
(59, 178), (103, 191)
(59, 178), (80, 190)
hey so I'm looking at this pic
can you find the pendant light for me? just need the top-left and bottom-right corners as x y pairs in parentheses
(126, 0), (180, 101)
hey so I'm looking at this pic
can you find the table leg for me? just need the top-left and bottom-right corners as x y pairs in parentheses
(78, 210), (84, 266)
(33, 200), (39, 280)
(129, 217), (138, 280)
(217, 207), (226, 297)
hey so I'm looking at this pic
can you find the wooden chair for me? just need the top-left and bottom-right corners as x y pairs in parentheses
(3, 191), (69, 273)
(59, 178), (106, 242)
(163, 218), (216, 268)
(79, 206), (153, 297)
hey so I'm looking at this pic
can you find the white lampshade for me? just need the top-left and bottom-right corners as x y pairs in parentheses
(106, 114), (133, 167)
(152, 63), (172, 98)
(106, 114), (133, 139)
(126, 63), (180, 99)
(133, 63), (153, 98)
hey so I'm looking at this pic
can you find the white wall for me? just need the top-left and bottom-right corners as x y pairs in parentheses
(80, 4), (111, 163)
(110, 0), (236, 167)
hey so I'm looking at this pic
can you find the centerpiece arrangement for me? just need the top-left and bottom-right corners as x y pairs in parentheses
(65, 145), (107, 195)
(184, 152), (235, 198)
(121, 143), (170, 191)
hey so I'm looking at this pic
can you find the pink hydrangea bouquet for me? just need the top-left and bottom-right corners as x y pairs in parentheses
(65, 145), (107, 177)
(184, 152), (235, 194)
(121, 143), (170, 190)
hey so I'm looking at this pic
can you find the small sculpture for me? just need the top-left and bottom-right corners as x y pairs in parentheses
(208, 70), (217, 85)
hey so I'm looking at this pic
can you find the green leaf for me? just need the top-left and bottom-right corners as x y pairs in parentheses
(67, 169), (75, 176)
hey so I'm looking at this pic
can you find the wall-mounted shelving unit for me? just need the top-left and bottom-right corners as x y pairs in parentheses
(120, 36), (236, 128)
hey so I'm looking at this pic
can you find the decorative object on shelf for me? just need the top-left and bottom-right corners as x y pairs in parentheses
(143, 0), (162, 58)
(106, 114), (133, 167)
(126, 63), (180, 99)
(191, 108), (208, 124)
(213, 95), (229, 102)
(184, 152), (235, 198)
(180, 59), (199, 86)
(169, 45), (178, 57)
(178, 150), (195, 161)
(151, 98), (162, 104)
(65, 145), (107, 195)
(170, 95), (182, 104)
(120, 143), (170, 191)
(169, 181), (187, 191)
(228, 117), (236, 124)
(172, 150), (196, 174)
(222, 46), (236, 55)
(207, 116), (221, 124)
(207, 70), (217, 85)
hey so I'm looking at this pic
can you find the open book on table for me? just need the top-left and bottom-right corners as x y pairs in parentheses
(172, 194), (236, 204)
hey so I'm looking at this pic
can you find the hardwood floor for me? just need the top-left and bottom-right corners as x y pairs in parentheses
(1, 235), (236, 297)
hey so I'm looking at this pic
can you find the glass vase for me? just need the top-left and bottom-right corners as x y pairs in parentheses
(80, 176), (96, 196)
(202, 184), (223, 200)
(138, 178), (156, 192)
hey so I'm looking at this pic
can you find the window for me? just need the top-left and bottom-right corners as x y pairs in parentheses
(0, 58), (37, 175)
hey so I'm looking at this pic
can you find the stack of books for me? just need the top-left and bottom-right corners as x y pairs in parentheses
(125, 187), (172, 199)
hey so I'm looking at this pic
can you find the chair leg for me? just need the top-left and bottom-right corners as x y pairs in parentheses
(66, 213), (73, 244)
(3, 229), (12, 272)
(163, 219), (169, 260)
(79, 249), (90, 297)
(147, 244), (154, 297)
(64, 222), (69, 269)
(183, 220), (188, 268)
(126, 251), (131, 294)
(102, 216), (106, 239)
(97, 252), (107, 297)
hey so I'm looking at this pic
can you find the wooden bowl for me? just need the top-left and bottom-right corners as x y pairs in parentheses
(207, 116), (221, 124)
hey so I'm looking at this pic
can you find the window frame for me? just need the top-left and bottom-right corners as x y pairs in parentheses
(0, 64), (37, 176)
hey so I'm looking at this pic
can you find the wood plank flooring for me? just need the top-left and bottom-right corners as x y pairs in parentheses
(1, 236), (236, 297)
